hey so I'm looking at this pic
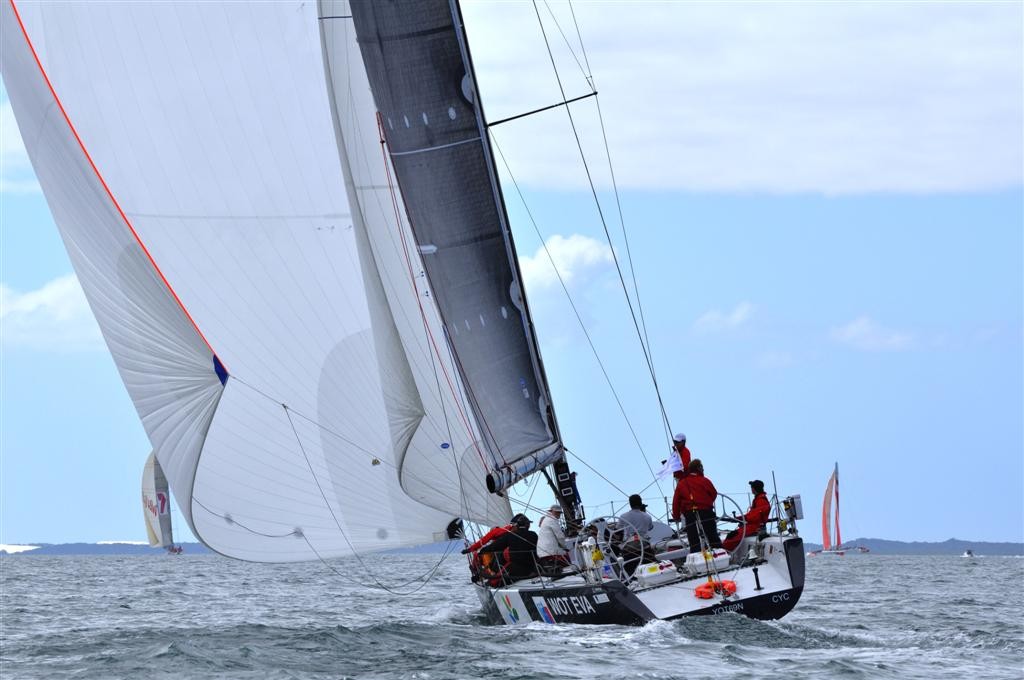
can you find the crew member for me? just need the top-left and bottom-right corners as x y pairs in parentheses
(723, 479), (772, 552)
(659, 433), (691, 481)
(536, 505), (570, 569)
(618, 494), (654, 541)
(478, 514), (539, 583)
(618, 494), (656, 575)
(462, 516), (518, 581)
(462, 519), (514, 555)
(672, 458), (723, 550)
(672, 433), (692, 480)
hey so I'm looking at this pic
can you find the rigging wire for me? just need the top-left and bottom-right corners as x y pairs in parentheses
(301, 532), (459, 596)
(210, 376), (474, 593)
(284, 404), (458, 595)
(561, 0), (662, 436)
(532, 2), (675, 456)
(490, 136), (654, 476)
(546, 0), (655, 369)
(541, 0), (591, 88)
(231, 377), (465, 511)
(564, 448), (627, 497)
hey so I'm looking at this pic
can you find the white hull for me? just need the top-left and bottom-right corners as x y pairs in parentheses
(476, 536), (804, 625)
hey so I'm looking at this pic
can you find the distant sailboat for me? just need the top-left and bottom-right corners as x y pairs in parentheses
(821, 463), (845, 555)
(141, 452), (181, 555)
(807, 463), (867, 556)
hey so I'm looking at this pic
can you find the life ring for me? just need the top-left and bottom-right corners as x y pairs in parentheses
(694, 579), (737, 599)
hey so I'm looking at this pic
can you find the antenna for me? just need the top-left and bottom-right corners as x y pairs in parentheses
(770, 470), (782, 525)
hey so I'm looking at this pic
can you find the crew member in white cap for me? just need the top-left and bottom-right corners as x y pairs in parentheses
(536, 504), (569, 569)
(672, 433), (691, 480)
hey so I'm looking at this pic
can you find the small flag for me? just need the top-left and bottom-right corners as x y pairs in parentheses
(657, 450), (683, 479)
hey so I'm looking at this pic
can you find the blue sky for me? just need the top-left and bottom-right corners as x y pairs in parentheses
(2, 1), (1022, 546)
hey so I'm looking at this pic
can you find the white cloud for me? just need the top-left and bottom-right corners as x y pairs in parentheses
(4, 5), (1019, 196)
(519, 233), (614, 291)
(0, 100), (40, 193)
(694, 302), (753, 333)
(467, 2), (1022, 194)
(0, 274), (104, 351)
(830, 316), (912, 351)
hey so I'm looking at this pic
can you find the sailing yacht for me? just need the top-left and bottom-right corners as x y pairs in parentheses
(141, 452), (182, 555)
(3, 0), (805, 623)
(807, 463), (867, 556)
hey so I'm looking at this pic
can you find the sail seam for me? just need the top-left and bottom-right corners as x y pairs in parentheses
(356, 23), (452, 44)
(7, 0), (219, 362)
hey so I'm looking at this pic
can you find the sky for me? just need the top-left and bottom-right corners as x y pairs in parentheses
(1, 1), (1022, 547)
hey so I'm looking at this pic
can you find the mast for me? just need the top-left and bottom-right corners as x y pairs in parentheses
(833, 463), (842, 548)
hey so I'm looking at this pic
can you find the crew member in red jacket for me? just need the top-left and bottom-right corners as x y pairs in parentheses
(462, 515), (522, 581)
(671, 433), (691, 481)
(722, 479), (772, 551)
(672, 458), (723, 550)
(463, 522), (514, 554)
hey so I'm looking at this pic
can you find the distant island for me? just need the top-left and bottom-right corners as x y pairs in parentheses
(799, 537), (1022, 555)
(3, 537), (1021, 556)
(0, 542), (213, 556)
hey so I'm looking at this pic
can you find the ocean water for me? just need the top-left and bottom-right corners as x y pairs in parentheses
(1, 552), (1021, 679)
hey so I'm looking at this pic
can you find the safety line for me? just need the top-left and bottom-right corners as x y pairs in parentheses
(540, 0), (665, 441)
(490, 136), (652, 469)
(563, 0), (663, 441)
(532, 1), (669, 486)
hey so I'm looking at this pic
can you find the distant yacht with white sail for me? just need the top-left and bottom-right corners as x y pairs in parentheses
(141, 452), (181, 555)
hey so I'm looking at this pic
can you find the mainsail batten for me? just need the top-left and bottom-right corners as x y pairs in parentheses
(346, 0), (563, 491)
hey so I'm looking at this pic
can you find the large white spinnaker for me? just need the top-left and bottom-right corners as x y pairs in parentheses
(2, 0), (466, 562)
(142, 452), (174, 548)
(325, 0), (566, 497)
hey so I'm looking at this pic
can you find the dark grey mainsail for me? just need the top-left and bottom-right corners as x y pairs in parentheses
(349, 0), (562, 493)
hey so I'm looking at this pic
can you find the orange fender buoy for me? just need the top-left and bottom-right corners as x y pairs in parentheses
(694, 579), (737, 599)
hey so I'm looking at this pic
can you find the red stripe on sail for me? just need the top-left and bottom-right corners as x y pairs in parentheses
(8, 0), (220, 365)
